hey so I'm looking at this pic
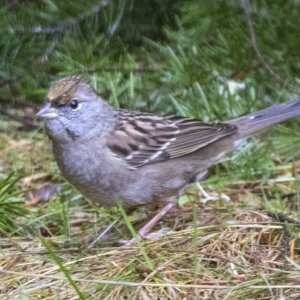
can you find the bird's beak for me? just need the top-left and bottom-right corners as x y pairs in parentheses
(36, 103), (58, 119)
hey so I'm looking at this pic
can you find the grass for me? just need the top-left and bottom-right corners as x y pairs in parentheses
(1, 211), (300, 298)
(1, 1), (300, 299)
(1, 129), (300, 298)
(0, 173), (28, 234)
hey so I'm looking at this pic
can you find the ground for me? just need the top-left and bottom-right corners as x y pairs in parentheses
(1, 124), (300, 299)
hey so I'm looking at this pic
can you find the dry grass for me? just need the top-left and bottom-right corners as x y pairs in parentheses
(1, 205), (300, 299)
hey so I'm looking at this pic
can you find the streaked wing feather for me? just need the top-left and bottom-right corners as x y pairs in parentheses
(108, 111), (237, 167)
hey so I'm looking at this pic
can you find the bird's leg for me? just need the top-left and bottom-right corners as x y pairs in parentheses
(137, 202), (175, 239)
(119, 202), (176, 245)
(196, 182), (230, 204)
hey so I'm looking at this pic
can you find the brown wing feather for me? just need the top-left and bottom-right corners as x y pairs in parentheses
(108, 110), (237, 167)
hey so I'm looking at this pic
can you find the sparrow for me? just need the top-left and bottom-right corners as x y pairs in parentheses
(37, 76), (300, 238)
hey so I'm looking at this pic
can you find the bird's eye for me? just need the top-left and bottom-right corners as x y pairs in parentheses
(69, 99), (79, 110)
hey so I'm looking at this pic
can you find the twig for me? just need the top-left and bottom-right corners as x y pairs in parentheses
(38, 34), (59, 63)
(4, 0), (25, 10)
(267, 212), (300, 226)
(31, 0), (110, 34)
(241, 0), (284, 84)
(0, 76), (19, 88)
(0, 107), (38, 131)
(0, 97), (37, 109)
(81, 66), (158, 74)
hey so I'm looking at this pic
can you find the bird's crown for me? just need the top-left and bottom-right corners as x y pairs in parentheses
(47, 76), (83, 105)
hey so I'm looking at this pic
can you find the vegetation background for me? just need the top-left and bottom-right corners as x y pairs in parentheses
(0, 0), (300, 299)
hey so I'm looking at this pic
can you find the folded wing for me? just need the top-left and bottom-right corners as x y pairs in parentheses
(108, 110), (237, 168)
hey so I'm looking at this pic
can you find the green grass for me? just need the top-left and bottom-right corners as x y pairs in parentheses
(0, 173), (28, 234)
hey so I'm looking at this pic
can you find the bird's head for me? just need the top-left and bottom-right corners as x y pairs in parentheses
(37, 76), (113, 142)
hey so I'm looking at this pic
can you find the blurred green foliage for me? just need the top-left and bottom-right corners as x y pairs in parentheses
(2, 0), (299, 160)
(0, 0), (299, 114)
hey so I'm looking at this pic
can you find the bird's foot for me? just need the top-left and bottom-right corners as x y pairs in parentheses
(118, 203), (176, 246)
(196, 182), (230, 204)
(119, 227), (172, 246)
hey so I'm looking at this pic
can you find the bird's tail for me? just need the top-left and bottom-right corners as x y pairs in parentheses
(227, 97), (300, 139)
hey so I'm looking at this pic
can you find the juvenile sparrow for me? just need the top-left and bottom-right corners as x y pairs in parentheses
(37, 76), (300, 237)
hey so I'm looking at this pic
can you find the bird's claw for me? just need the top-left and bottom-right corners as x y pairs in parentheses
(196, 182), (230, 204)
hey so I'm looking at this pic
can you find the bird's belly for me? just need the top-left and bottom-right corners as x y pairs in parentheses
(53, 144), (124, 206)
(52, 143), (218, 208)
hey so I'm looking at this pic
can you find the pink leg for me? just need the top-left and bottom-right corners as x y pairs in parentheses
(118, 202), (177, 245)
(137, 202), (175, 238)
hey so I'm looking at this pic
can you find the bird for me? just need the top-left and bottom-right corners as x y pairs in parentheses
(37, 76), (300, 239)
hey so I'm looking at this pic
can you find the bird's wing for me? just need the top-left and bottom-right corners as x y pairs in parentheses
(107, 110), (237, 168)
